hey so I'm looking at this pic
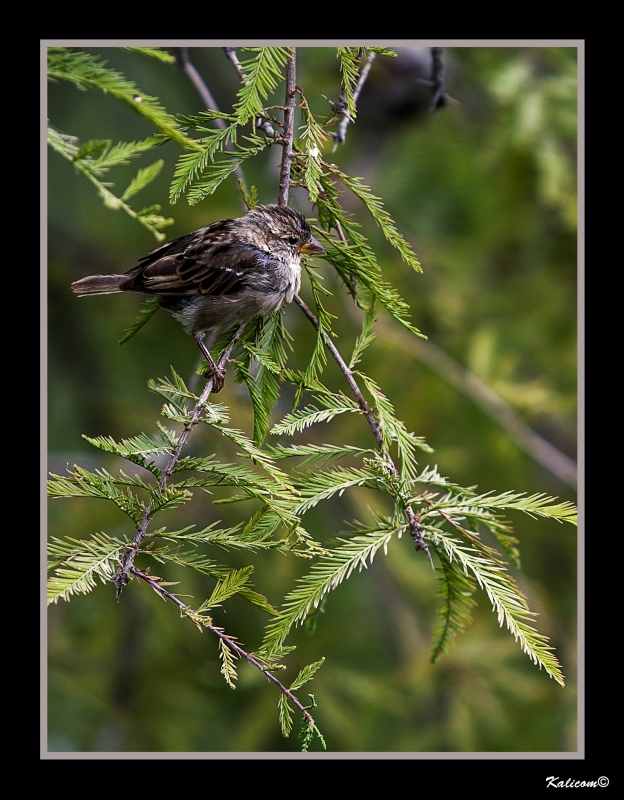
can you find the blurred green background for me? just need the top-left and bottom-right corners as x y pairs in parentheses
(47, 46), (577, 752)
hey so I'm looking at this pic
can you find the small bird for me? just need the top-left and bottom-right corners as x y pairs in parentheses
(71, 204), (326, 390)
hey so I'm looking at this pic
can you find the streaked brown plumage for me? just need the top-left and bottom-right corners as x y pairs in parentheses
(71, 204), (325, 390)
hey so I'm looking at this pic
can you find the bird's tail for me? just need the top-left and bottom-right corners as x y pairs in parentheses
(71, 275), (125, 296)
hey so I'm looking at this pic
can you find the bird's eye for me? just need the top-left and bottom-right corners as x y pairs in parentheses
(287, 236), (299, 245)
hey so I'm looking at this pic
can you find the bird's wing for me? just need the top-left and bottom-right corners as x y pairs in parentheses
(120, 221), (272, 297)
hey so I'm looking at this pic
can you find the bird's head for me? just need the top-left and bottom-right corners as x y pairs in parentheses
(241, 204), (326, 263)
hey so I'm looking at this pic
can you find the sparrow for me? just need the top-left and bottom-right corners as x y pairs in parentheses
(71, 204), (326, 390)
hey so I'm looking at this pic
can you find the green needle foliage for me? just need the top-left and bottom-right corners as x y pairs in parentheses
(430, 552), (478, 663)
(48, 46), (577, 751)
(47, 47), (196, 150)
(233, 47), (291, 124)
(47, 125), (174, 241)
(336, 48), (362, 120)
(47, 533), (127, 603)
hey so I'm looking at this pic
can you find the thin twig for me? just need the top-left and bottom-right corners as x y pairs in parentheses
(176, 47), (222, 117)
(332, 51), (375, 150)
(417, 47), (458, 111)
(278, 51), (297, 207)
(130, 567), (317, 727)
(293, 296), (434, 569)
(429, 47), (447, 109)
(114, 324), (247, 590)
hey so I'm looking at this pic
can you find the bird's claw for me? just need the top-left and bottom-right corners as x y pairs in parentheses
(206, 364), (226, 393)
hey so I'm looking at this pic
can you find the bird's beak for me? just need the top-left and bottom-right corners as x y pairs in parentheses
(299, 237), (326, 256)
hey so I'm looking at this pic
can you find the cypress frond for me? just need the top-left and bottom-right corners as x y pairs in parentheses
(210, 422), (293, 488)
(293, 466), (385, 515)
(91, 138), (161, 170)
(238, 180), (259, 210)
(184, 136), (268, 205)
(219, 639), (239, 689)
(358, 372), (433, 481)
(241, 342), (281, 374)
(48, 467), (147, 524)
(146, 550), (275, 613)
(251, 311), (292, 444)
(409, 465), (466, 494)
(173, 464), (285, 496)
(119, 298), (161, 344)
(121, 47), (176, 63)
(424, 490), (577, 525)
(47, 533), (126, 604)
(149, 484), (193, 513)
(237, 588), (279, 616)
(233, 357), (273, 449)
(267, 443), (373, 468)
(368, 47), (398, 58)
(270, 393), (360, 436)
(206, 566), (255, 607)
(348, 299), (378, 369)
(297, 94), (329, 202)
(148, 547), (218, 574)
(121, 159), (165, 201)
(427, 529), (565, 686)
(234, 47), (291, 124)
(295, 268), (334, 407)
(242, 507), (282, 542)
(319, 236), (424, 337)
(278, 694), (294, 737)
(261, 523), (402, 655)
(47, 47), (198, 150)
(149, 370), (231, 423)
(82, 429), (175, 461)
(48, 125), (174, 240)
(289, 658), (325, 691)
(486, 529), (522, 568)
(323, 163), (422, 273)
(430, 551), (478, 662)
(152, 520), (281, 552)
(169, 125), (238, 203)
(336, 47), (361, 119)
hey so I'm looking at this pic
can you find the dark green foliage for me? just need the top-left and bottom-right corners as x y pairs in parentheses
(47, 125), (174, 240)
(431, 552), (478, 662)
(47, 47), (195, 149)
(233, 313), (292, 445)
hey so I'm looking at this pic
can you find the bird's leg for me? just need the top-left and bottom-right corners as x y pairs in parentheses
(193, 332), (226, 393)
